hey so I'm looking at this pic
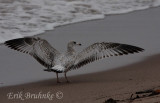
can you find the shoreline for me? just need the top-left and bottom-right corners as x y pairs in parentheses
(0, 6), (160, 45)
(1, 6), (160, 87)
(0, 6), (160, 103)
(1, 3), (160, 44)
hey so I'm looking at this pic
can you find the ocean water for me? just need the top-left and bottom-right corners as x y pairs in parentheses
(0, 0), (160, 43)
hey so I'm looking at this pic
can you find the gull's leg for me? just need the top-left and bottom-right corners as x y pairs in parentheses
(64, 72), (70, 83)
(56, 73), (61, 83)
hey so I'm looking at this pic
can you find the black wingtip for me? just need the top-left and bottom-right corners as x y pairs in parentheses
(4, 38), (34, 54)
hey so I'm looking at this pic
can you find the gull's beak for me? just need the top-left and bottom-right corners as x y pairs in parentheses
(78, 43), (82, 46)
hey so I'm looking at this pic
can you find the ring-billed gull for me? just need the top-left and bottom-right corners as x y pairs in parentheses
(4, 37), (144, 83)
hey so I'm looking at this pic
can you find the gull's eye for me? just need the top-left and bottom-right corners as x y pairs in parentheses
(73, 42), (76, 44)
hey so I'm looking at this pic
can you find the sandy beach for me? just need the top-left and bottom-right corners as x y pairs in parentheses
(0, 6), (160, 103)
(1, 54), (160, 103)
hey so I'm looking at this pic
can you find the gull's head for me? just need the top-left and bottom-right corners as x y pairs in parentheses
(68, 41), (82, 47)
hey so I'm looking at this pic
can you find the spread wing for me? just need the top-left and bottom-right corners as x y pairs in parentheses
(66, 42), (144, 71)
(4, 37), (60, 68)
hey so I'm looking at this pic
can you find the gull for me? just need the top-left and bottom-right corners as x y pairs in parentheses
(4, 37), (144, 83)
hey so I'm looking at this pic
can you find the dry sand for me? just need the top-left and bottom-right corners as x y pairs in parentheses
(1, 6), (160, 103)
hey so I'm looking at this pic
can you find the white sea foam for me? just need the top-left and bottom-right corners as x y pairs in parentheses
(0, 0), (160, 43)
